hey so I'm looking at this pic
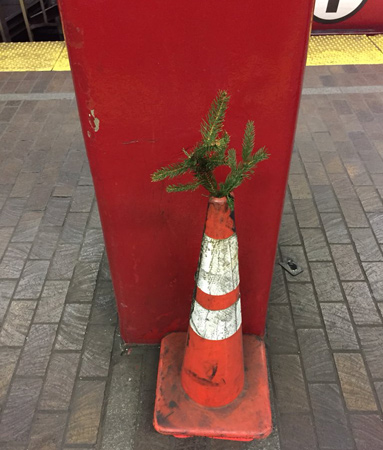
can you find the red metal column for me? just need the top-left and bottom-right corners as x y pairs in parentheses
(58, 0), (315, 343)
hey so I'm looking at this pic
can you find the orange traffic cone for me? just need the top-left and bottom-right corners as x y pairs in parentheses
(153, 197), (272, 441)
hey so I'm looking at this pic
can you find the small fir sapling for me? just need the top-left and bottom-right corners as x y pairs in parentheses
(151, 91), (269, 209)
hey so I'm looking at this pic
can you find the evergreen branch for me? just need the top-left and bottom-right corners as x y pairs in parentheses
(166, 181), (201, 193)
(227, 148), (237, 170)
(242, 121), (255, 162)
(195, 170), (218, 196)
(200, 90), (230, 145)
(151, 161), (189, 181)
(150, 90), (269, 209)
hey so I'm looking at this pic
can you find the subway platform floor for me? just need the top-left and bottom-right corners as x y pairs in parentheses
(0, 66), (383, 449)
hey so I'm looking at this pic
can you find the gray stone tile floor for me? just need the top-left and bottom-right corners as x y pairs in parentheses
(0, 66), (383, 449)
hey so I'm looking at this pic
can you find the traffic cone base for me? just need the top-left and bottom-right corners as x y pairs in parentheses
(153, 332), (272, 441)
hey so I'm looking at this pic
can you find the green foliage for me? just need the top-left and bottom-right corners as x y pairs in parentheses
(151, 90), (269, 208)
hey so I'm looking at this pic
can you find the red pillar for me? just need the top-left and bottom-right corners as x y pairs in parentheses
(58, 0), (315, 343)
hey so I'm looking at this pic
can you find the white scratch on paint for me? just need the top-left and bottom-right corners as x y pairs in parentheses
(190, 298), (242, 340)
(89, 109), (100, 133)
(197, 234), (240, 296)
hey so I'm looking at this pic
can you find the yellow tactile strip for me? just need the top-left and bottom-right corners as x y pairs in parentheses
(52, 45), (69, 71)
(0, 35), (383, 71)
(307, 35), (383, 66)
(0, 41), (66, 71)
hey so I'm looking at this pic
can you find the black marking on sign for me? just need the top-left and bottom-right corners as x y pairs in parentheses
(326, 0), (341, 12)
(313, 0), (368, 24)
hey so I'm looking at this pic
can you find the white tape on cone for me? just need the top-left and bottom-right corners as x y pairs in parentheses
(190, 298), (242, 341)
(197, 234), (240, 296)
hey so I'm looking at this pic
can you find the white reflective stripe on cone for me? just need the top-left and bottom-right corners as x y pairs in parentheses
(190, 297), (242, 341)
(197, 234), (240, 296)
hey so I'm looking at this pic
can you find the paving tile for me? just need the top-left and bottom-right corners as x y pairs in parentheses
(269, 264), (288, 304)
(0, 227), (14, 260)
(0, 282), (16, 323)
(344, 161), (373, 186)
(29, 228), (60, 260)
(278, 214), (301, 246)
(368, 212), (383, 243)
(334, 353), (376, 411)
(266, 305), (298, 354)
(0, 243), (31, 279)
(312, 131), (335, 150)
(16, 324), (57, 377)
(310, 262), (344, 302)
(48, 243), (80, 280)
(10, 172), (37, 198)
(65, 380), (106, 445)
(288, 283), (321, 327)
(301, 228), (331, 261)
(60, 212), (88, 244)
(28, 412), (67, 450)
(88, 201), (102, 229)
(333, 99), (352, 115)
(34, 280), (70, 323)
(350, 414), (383, 450)
(343, 282), (381, 325)
(78, 163), (93, 186)
(321, 213), (350, 244)
(271, 355), (309, 413)
(293, 198), (320, 227)
(350, 228), (383, 262)
(27, 183), (53, 211)
(278, 414), (317, 450)
(55, 304), (91, 351)
(298, 329), (336, 382)
(0, 378), (42, 442)
(14, 260), (49, 299)
(11, 211), (42, 242)
(309, 384), (354, 449)
(79, 229), (104, 262)
(375, 382), (383, 410)
(329, 172), (357, 199)
(288, 174), (312, 199)
(338, 197), (369, 228)
(79, 325), (115, 377)
(363, 262), (383, 301)
(100, 353), (142, 450)
(321, 152), (345, 174)
(66, 261), (100, 303)
(41, 197), (71, 226)
(289, 153), (304, 174)
(356, 186), (383, 212)
(280, 245), (310, 283)
(358, 327), (383, 379)
(297, 140), (321, 163)
(70, 186), (94, 213)
(372, 173), (383, 187)
(0, 300), (36, 346)
(90, 280), (118, 325)
(305, 159), (331, 184)
(39, 353), (81, 411)
(0, 198), (26, 226)
(321, 303), (359, 350)
(331, 245), (364, 280)
(312, 185), (339, 212)
(99, 253), (111, 281)
(0, 184), (12, 210)
(0, 348), (21, 407)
